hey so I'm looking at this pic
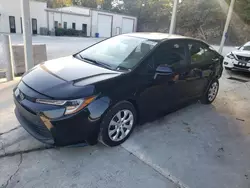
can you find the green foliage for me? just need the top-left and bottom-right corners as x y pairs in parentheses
(55, 28), (87, 36)
(113, 0), (172, 31)
(233, 0), (250, 23)
(72, 0), (97, 8)
(177, 0), (223, 30)
(102, 0), (113, 10)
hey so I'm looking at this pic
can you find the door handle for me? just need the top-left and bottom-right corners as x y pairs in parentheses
(154, 72), (172, 79)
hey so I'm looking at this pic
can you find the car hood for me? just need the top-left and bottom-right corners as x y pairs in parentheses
(232, 50), (250, 57)
(22, 56), (121, 99)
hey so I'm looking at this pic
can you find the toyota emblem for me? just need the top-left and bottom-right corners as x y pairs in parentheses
(19, 92), (25, 101)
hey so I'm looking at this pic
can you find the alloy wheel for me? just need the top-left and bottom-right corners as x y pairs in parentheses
(208, 82), (219, 102)
(108, 110), (134, 142)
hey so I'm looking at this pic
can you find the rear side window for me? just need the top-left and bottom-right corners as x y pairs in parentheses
(188, 42), (217, 64)
(154, 41), (187, 69)
(188, 43), (206, 64)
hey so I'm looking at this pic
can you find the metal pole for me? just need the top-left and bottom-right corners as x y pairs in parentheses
(3, 35), (13, 81)
(169, 0), (178, 34)
(218, 0), (235, 54)
(21, 0), (34, 71)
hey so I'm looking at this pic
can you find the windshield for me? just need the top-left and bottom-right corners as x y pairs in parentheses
(240, 44), (250, 51)
(77, 35), (158, 71)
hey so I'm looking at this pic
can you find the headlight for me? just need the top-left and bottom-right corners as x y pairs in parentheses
(227, 53), (235, 59)
(64, 99), (85, 115)
(36, 99), (67, 106)
(36, 96), (96, 115)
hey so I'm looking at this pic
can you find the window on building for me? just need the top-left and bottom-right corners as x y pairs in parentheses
(9, 16), (16, 33)
(54, 21), (58, 29)
(32, 18), (37, 34)
(64, 22), (67, 29)
(20, 17), (23, 33)
(82, 24), (87, 34)
(72, 23), (76, 30)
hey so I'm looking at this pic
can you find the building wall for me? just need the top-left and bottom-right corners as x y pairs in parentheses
(0, 2), (137, 37)
(47, 11), (91, 36)
(0, 0), (47, 34)
(91, 10), (137, 37)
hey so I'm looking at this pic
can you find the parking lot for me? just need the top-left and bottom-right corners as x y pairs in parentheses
(0, 35), (250, 188)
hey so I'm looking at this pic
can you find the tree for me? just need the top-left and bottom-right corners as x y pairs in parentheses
(233, 0), (250, 24)
(176, 0), (225, 40)
(72, 0), (97, 8)
(113, 0), (171, 31)
(102, 0), (113, 10)
(46, 0), (72, 8)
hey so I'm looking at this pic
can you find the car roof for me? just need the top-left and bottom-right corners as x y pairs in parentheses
(123, 32), (191, 41)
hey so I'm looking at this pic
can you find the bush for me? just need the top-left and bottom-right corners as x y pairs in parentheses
(55, 28), (87, 37)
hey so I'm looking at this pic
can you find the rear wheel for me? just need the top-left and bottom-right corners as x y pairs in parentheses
(201, 79), (219, 104)
(99, 101), (136, 147)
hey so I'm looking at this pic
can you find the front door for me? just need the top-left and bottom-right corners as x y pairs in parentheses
(9, 16), (16, 33)
(82, 24), (87, 36)
(136, 40), (189, 117)
(152, 40), (190, 106)
(32, 18), (37, 34)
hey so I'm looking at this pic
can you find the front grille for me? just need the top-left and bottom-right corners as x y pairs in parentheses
(234, 64), (249, 69)
(28, 117), (53, 139)
(236, 55), (250, 62)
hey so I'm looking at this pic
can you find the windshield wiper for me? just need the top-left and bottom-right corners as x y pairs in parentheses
(80, 56), (112, 70)
(116, 66), (130, 72)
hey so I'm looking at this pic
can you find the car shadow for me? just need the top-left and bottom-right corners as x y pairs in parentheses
(138, 99), (199, 126)
(225, 69), (250, 81)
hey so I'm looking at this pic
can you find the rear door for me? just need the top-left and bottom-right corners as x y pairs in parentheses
(185, 40), (217, 98)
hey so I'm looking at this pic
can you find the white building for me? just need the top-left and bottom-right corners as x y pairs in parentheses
(0, 0), (137, 37)
(0, 0), (47, 34)
(46, 6), (137, 37)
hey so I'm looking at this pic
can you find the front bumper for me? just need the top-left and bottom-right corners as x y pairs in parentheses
(14, 100), (54, 145)
(13, 82), (109, 146)
(223, 57), (250, 72)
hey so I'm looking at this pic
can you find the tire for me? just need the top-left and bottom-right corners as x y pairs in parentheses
(201, 79), (219, 104)
(99, 101), (137, 147)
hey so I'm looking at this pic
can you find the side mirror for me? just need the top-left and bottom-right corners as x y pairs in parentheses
(154, 65), (173, 79)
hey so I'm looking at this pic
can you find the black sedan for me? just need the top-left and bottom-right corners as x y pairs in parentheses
(14, 33), (223, 147)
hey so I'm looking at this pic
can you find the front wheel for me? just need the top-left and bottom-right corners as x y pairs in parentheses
(201, 79), (219, 104)
(99, 101), (137, 147)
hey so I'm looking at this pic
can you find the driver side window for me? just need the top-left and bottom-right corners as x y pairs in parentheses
(153, 42), (186, 69)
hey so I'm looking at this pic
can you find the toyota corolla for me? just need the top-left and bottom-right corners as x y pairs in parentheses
(13, 33), (223, 147)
